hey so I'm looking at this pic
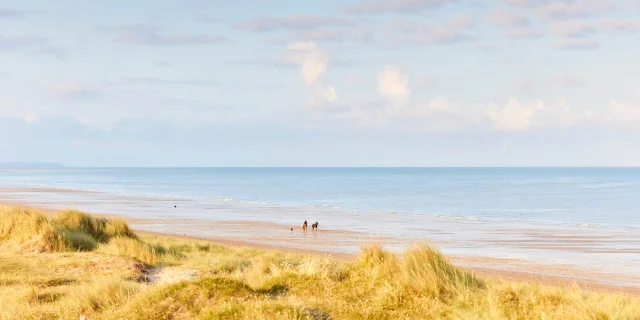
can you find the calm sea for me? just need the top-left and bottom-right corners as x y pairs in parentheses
(1, 167), (639, 227)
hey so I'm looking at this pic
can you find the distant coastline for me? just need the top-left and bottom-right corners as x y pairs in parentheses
(0, 162), (64, 169)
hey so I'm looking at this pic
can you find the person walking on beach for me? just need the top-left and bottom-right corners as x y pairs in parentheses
(303, 220), (308, 231)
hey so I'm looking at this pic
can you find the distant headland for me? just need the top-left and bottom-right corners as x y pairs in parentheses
(0, 162), (65, 169)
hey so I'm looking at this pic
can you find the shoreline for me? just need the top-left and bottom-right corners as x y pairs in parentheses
(2, 184), (636, 231)
(139, 229), (640, 297)
(2, 201), (640, 296)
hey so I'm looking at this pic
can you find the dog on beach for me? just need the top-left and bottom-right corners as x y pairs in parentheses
(312, 221), (318, 230)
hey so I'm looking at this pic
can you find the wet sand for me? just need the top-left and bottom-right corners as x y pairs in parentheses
(2, 200), (640, 296)
(140, 228), (640, 296)
(129, 217), (640, 293)
(124, 228), (640, 296)
(1, 184), (639, 295)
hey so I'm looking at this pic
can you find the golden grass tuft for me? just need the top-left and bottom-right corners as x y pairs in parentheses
(0, 207), (67, 253)
(97, 237), (164, 265)
(0, 206), (163, 263)
(55, 209), (136, 242)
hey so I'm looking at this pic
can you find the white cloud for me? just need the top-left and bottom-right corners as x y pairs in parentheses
(286, 41), (338, 106)
(370, 67), (588, 131)
(286, 41), (326, 85)
(486, 98), (538, 131)
(326, 86), (338, 102)
(332, 65), (596, 132)
(378, 65), (410, 107)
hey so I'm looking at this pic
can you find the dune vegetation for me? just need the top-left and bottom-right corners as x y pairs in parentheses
(0, 206), (639, 319)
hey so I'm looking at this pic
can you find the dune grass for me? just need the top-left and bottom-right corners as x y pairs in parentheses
(1, 206), (639, 319)
(0, 207), (136, 253)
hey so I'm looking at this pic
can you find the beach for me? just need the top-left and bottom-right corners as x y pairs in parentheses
(3, 205), (639, 319)
(1, 196), (639, 297)
(1, 168), (639, 293)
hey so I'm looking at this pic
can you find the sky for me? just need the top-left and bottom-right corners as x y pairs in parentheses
(1, 0), (639, 167)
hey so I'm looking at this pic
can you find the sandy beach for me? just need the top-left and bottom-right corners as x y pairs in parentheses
(2, 197), (639, 297)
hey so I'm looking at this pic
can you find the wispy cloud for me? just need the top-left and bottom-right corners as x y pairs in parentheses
(598, 18), (640, 34)
(504, 28), (544, 39)
(0, 35), (46, 51)
(227, 56), (357, 69)
(550, 21), (597, 38)
(554, 38), (599, 50)
(226, 58), (297, 69)
(486, 9), (530, 26)
(196, 16), (217, 24)
(237, 15), (354, 32)
(0, 34), (65, 58)
(551, 74), (585, 87)
(111, 24), (227, 46)
(0, 8), (29, 19)
(392, 20), (474, 45)
(538, 3), (593, 20)
(46, 82), (100, 100)
(292, 28), (373, 43)
(117, 77), (221, 87)
(503, 0), (618, 21)
(518, 73), (586, 90)
(342, 0), (455, 14)
(448, 14), (476, 29)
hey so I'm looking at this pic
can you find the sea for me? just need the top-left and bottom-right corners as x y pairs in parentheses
(1, 167), (639, 285)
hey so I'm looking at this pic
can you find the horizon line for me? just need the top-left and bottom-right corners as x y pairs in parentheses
(61, 166), (640, 169)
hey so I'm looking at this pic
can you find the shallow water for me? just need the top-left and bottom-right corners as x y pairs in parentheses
(1, 168), (639, 286)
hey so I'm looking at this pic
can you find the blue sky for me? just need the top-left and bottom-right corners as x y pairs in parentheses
(1, 0), (639, 166)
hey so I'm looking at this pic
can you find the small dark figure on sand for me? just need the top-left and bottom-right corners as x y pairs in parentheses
(312, 221), (318, 230)
(303, 220), (308, 231)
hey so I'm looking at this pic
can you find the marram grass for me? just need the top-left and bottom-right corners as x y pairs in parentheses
(0, 206), (639, 319)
